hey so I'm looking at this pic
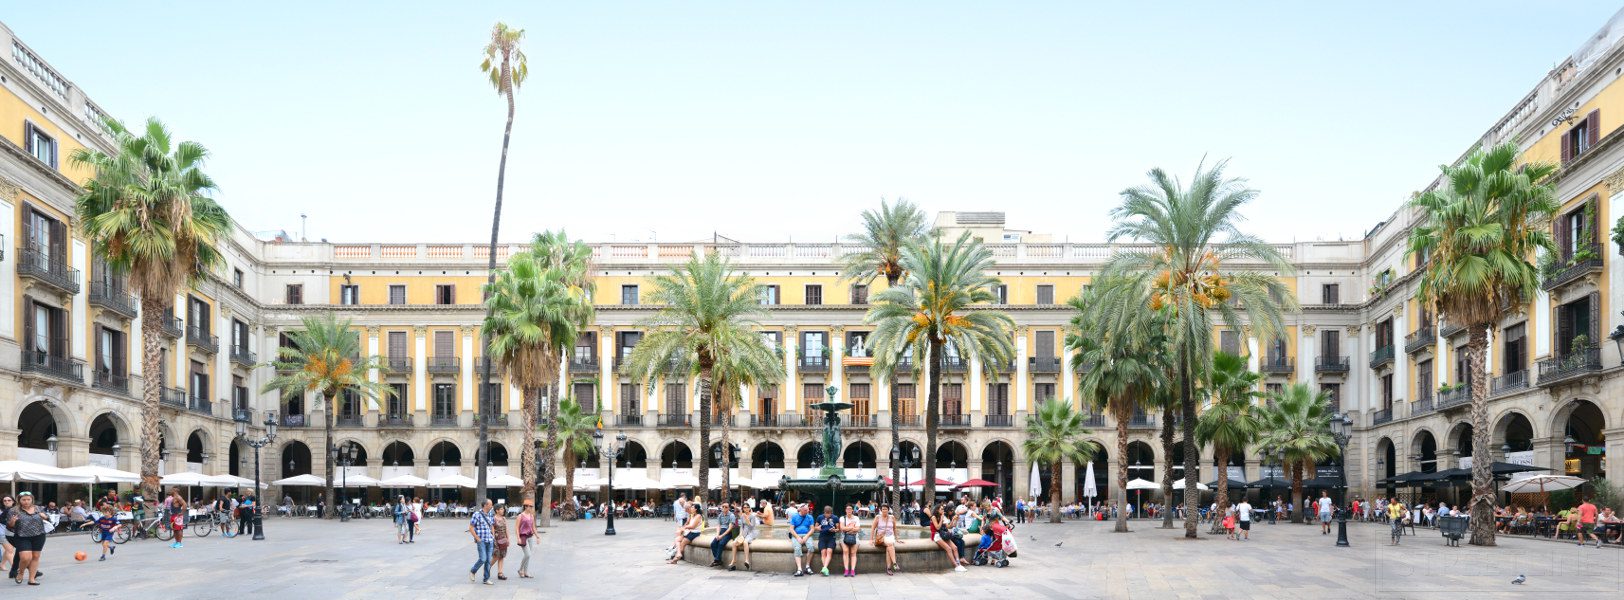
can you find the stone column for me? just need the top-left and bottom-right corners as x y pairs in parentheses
(460, 326), (476, 413)
(1014, 330), (1029, 413)
(968, 356), (983, 416)
(413, 327), (428, 412)
(831, 326), (845, 404)
(784, 326), (799, 412)
(600, 328), (616, 414)
(1060, 345), (1075, 406)
(1299, 325), (1317, 386)
(1605, 427), (1624, 483)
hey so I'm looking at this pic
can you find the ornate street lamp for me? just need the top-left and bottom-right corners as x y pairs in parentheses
(889, 444), (920, 518)
(1328, 412), (1352, 547)
(235, 411), (278, 540)
(711, 442), (740, 503)
(600, 431), (627, 536)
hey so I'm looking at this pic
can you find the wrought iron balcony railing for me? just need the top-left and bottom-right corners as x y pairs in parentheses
(92, 371), (128, 395)
(159, 315), (184, 338)
(160, 386), (186, 408)
(88, 281), (137, 319)
(1537, 346), (1602, 388)
(20, 349), (85, 385)
(1404, 328), (1436, 355)
(378, 414), (414, 428)
(658, 414), (692, 428)
(1260, 356), (1292, 375)
(940, 414), (971, 427)
(17, 245), (81, 295)
(1491, 370), (1528, 396)
(427, 356), (460, 374)
(1314, 356), (1349, 373)
(1028, 357), (1061, 374)
(186, 325), (218, 354)
(1369, 345), (1395, 368)
(983, 414), (1014, 427)
(231, 347), (257, 367)
(1373, 408), (1392, 425)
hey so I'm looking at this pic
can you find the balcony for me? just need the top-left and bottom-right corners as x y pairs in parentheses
(750, 414), (780, 428)
(709, 414), (735, 428)
(187, 394), (213, 416)
(943, 356), (968, 373)
(186, 325), (218, 354)
(378, 414), (414, 428)
(231, 347), (257, 368)
(1126, 413), (1155, 429)
(1314, 356), (1349, 374)
(385, 356), (412, 374)
(617, 414), (644, 428)
(430, 414), (458, 427)
(20, 350), (85, 385)
(92, 371), (129, 396)
(160, 386), (186, 408)
(1537, 346), (1602, 388)
(798, 355), (830, 373)
(983, 414), (1014, 427)
(1412, 392), (1433, 416)
(232, 409), (254, 424)
(336, 414), (363, 427)
(1404, 328), (1437, 355)
(88, 281), (137, 319)
(846, 414), (874, 429)
(940, 414), (971, 428)
(280, 413), (308, 428)
(483, 413), (509, 428)
(1369, 345), (1395, 369)
(1542, 251), (1604, 291)
(159, 315), (184, 339)
(427, 356), (460, 375)
(894, 414), (921, 427)
(1373, 408), (1393, 425)
(1080, 414), (1105, 428)
(1492, 370), (1529, 396)
(16, 245), (81, 295)
(1437, 385), (1471, 410)
(1440, 323), (1465, 339)
(658, 414), (692, 428)
(1028, 357), (1061, 374)
(1259, 356), (1293, 376)
(568, 355), (599, 373)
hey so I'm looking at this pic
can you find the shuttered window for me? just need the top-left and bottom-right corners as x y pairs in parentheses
(23, 122), (57, 168)
(664, 382), (687, 415)
(285, 284), (303, 305)
(942, 384), (963, 416)
(388, 285), (407, 305)
(1321, 284), (1339, 305)
(804, 284), (822, 305)
(620, 384), (641, 418)
(987, 383), (1009, 416)
(1036, 285), (1054, 305)
(436, 284), (456, 305)
(1561, 109), (1600, 164)
(1035, 330), (1055, 358)
(434, 331), (454, 358)
(896, 384), (917, 417)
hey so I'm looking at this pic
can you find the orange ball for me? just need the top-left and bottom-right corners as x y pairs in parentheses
(75, 551), (87, 561)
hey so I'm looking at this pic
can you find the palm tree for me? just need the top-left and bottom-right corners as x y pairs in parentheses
(554, 397), (600, 520)
(621, 252), (771, 497)
(1071, 277), (1169, 533)
(483, 234), (592, 519)
(473, 21), (530, 504)
(1257, 383), (1340, 524)
(1022, 397), (1098, 524)
(1195, 351), (1262, 533)
(709, 332), (784, 501)
(866, 232), (1015, 501)
(1100, 161), (1297, 538)
(72, 117), (232, 500)
(840, 198), (928, 506)
(262, 314), (394, 517)
(1407, 142), (1557, 546)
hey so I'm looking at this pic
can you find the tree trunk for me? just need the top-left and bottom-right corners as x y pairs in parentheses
(138, 295), (165, 501)
(562, 448), (577, 521)
(720, 394), (733, 504)
(1180, 364), (1199, 538)
(1114, 420), (1130, 533)
(697, 364), (714, 502)
(473, 69), (517, 507)
(886, 272), (902, 510)
(539, 382), (560, 527)
(1049, 460), (1063, 524)
(521, 387), (537, 504)
(1290, 462), (1305, 524)
(923, 341), (943, 502)
(323, 391), (336, 519)
(1466, 326), (1497, 546)
(1209, 446), (1230, 534)
(1158, 401), (1174, 529)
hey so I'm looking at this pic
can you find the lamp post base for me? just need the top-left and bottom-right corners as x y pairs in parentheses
(1335, 509), (1350, 547)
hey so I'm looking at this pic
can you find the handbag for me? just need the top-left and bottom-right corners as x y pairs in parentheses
(843, 533), (857, 545)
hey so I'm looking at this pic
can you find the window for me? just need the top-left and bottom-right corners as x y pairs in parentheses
(664, 382), (688, 416)
(1035, 330), (1055, 359)
(757, 385), (777, 416)
(1219, 330), (1240, 356)
(95, 326), (126, 379)
(802, 383), (825, 409)
(187, 296), (211, 336)
(388, 285), (407, 305)
(760, 331), (782, 353)
(434, 331), (454, 360)
(1321, 330), (1341, 359)
(987, 383), (1010, 415)
(435, 284), (455, 305)
(1416, 359), (1433, 400)
(388, 383), (408, 418)
(190, 364), (209, 403)
(850, 383), (870, 418)
(1556, 200), (1598, 260)
(433, 384), (456, 418)
(1036, 284), (1054, 305)
(573, 332), (596, 364)
(1322, 383), (1341, 413)
(233, 376), (248, 411)
(896, 384), (917, 416)
(1264, 383), (1282, 398)
(992, 284), (1008, 305)
(23, 123), (57, 168)
(620, 384), (641, 418)
(232, 268), (244, 289)
(621, 285), (639, 305)
(285, 284), (304, 305)
(1555, 293), (1597, 356)
(1321, 284), (1340, 305)
(804, 284), (822, 305)
(617, 331), (642, 363)
(759, 285), (779, 305)
(339, 389), (360, 418)
(1375, 319), (1394, 349)
(1453, 345), (1470, 388)
(846, 331), (870, 358)
(1034, 382), (1055, 402)
(942, 384), (963, 416)
(850, 285), (868, 305)
(388, 331), (407, 361)
(1502, 323), (1526, 375)
(1380, 374), (1393, 410)
(573, 382), (596, 406)
(232, 319), (249, 353)
(340, 284), (359, 305)
(800, 331), (827, 366)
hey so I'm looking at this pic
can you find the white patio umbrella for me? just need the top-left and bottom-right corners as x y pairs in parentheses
(1501, 474), (1587, 495)
(159, 472), (214, 487)
(1028, 462), (1042, 499)
(429, 473), (478, 489)
(272, 474), (327, 487)
(1125, 478), (1159, 490)
(334, 474), (380, 488)
(1082, 461), (1098, 505)
(206, 474), (267, 489)
(487, 473), (525, 488)
(0, 461), (96, 484)
(378, 474), (430, 488)
(658, 472), (700, 490)
(62, 465), (141, 484)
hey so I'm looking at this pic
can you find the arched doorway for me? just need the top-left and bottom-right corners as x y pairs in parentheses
(228, 440), (243, 477)
(1126, 441), (1155, 482)
(1076, 442), (1109, 504)
(706, 442), (737, 469)
(186, 430), (210, 472)
(981, 441), (1015, 505)
(1375, 437), (1396, 496)
(1447, 422), (1473, 468)
(750, 442), (784, 469)
(661, 441), (694, 468)
(282, 441), (312, 477)
(15, 401), (61, 465)
(488, 442), (510, 468)
(381, 441), (414, 468)
(934, 441), (969, 470)
(617, 441), (649, 469)
(842, 441), (876, 469)
(1555, 399), (1606, 479)
(88, 412), (124, 469)
(429, 441), (462, 468)
(1495, 412), (1535, 456)
(1412, 430), (1438, 473)
(794, 442), (821, 469)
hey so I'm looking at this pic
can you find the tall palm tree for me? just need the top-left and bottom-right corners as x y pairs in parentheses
(1257, 383), (1339, 524)
(1195, 351), (1262, 533)
(1071, 277), (1169, 533)
(840, 198), (928, 506)
(554, 396), (600, 520)
(474, 21), (530, 504)
(709, 332), (784, 501)
(262, 314), (394, 517)
(1100, 161), (1296, 538)
(1407, 142), (1557, 546)
(621, 252), (771, 497)
(72, 117), (231, 500)
(867, 232), (1014, 501)
(1022, 397), (1098, 524)
(483, 235), (592, 519)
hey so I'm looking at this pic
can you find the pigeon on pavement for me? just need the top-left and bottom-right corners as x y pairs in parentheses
(1053, 542), (1063, 547)
(1511, 575), (1526, 585)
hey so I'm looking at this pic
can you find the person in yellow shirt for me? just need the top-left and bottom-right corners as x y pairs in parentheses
(1387, 498), (1406, 545)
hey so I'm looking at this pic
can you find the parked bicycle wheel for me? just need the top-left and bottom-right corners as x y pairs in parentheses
(114, 524), (133, 544)
(155, 522), (174, 541)
(192, 519), (214, 537)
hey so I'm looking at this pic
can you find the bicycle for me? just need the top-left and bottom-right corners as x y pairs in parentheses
(191, 512), (216, 538)
(113, 513), (174, 544)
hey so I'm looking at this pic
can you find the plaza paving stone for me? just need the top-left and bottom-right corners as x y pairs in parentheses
(8, 515), (1621, 599)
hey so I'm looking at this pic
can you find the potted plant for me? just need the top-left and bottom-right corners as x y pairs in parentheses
(1611, 215), (1624, 256)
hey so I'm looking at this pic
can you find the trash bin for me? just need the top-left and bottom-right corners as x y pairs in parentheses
(1438, 515), (1468, 546)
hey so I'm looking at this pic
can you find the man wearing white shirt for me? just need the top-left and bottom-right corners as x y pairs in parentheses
(1235, 499), (1253, 540)
(1316, 491), (1335, 534)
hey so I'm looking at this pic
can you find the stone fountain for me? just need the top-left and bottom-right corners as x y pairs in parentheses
(777, 385), (886, 508)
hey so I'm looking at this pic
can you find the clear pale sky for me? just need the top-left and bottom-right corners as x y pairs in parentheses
(7, 1), (1621, 244)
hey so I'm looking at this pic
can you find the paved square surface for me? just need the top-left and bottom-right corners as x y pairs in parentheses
(8, 515), (1621, 598)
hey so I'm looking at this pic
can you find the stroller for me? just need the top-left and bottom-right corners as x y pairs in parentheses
(971, 528), (1013, 567)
